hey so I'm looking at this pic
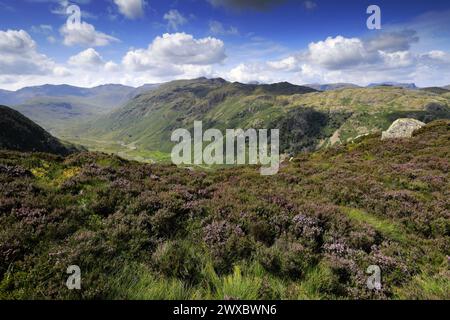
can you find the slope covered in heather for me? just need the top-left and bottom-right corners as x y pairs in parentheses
(0, 120), (448, 300)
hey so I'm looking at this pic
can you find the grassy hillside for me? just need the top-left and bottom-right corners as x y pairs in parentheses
(71, 78), (450, 161)
(0, 105), (72, 155)
(0, 120), (448, 300)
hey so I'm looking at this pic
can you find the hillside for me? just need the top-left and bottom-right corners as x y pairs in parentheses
(71, 78), (450, 161)
(0, 105), (71, 155)
(0, 120), (448, 300)
(0, 84), (160, 136)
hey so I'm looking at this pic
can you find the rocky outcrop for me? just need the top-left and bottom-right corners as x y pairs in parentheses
(381, 118), (425, 140)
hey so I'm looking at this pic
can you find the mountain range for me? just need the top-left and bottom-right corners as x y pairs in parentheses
(1, 78), (449, 163)
(367, 82), (418, 89)
(304, 83), (361, 91)
(64, 78), (449, 162)
(0, 83), (160, 135)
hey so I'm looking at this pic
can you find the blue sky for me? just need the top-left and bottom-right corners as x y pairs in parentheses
(0, 0), (450, 89)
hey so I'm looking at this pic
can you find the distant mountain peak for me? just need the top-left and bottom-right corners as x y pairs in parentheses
(305, 83), (360, 91)
(367, 82), (418, 89)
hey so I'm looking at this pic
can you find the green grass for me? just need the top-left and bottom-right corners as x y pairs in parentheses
(343, 207), (409, 243)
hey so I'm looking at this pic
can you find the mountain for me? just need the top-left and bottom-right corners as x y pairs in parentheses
(130, 83), (162, 97)
(0, 89), (15, 105)
(305, 83), (360, 91)
(1, 84), (133, 105)
(367, 82), (418, 90)
(443, 85), (450, 90)
(74, 78), (317, 158)
(0, 83), (160, 136)
(0, 105), (72, 155)
(72, 78), (450, 161)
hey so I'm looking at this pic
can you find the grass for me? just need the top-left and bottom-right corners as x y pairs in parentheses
(343, 207), (409, 244)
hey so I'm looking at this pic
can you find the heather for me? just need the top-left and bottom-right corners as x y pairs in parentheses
(0, 120), (448, 300)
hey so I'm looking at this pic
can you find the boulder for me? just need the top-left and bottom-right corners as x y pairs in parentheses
(382, 118), (425, 140)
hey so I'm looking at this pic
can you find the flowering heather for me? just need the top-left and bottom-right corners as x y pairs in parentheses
(0, 120), (448, 299)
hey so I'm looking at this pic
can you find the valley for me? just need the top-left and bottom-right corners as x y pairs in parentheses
(2, 78), (450, 164)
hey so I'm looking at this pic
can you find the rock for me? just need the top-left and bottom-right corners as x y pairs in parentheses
(381, 118), (425, 140)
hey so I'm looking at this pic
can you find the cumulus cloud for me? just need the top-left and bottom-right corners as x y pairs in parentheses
(163, 10), (188, 31)
(380, 51), (415, 69)
(114, 0), (144, 19)
(308, 36), (374, 69)
(123, 33), (226, 72)
(0, 29), (55, 75)
(60, 22), (119, 47)
(53, 66), (72, 77)
(104, 61), (121, 72)
(267, 56), (301, 72)
(68, 48), (105, 67)
(226, 32), (450, 86)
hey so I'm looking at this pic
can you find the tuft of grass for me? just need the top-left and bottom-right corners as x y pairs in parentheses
(110, 264), (193, 300)
(216, 266), (262, 300)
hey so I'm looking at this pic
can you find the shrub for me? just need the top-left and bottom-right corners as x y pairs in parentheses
(152, 240), (203, 284)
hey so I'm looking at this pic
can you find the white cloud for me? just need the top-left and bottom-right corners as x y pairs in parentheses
(114, 0), (144, 19)
(123, 33), (226, 72)
(225, 33), (450, 87)
(2, 25), (450, 91)
(380, 50), (415, 69)
(228, 63), (273, 83)
(68, 48), (104, 67)
(30, 24), (53, 35)
(0, 29), (55, 75)
(164, 10), (188, 31)
(421, 50), (450, 65)
(47, 36), (57, 44)
(60, 22), (119, 47)
(267, 56), (301, 72)
(209, 20), (239, 36)
(308, 36), (372, 69)
(105, 61), (121, 72)
(53, 66), (72, 77)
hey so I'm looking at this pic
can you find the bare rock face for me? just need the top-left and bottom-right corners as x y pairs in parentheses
(382, 118), (425, 140)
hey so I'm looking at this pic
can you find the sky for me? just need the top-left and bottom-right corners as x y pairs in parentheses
(0, 0), (450, 90)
